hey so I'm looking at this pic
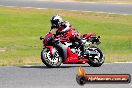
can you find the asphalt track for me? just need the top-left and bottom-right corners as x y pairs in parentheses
(0, 63), (132, 88)
(0, 0), (132, 14)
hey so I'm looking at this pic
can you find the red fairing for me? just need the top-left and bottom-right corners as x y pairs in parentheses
(64, 47), (78, 63)
(64, 48), (88, 64)
(43, 32), (53, 45)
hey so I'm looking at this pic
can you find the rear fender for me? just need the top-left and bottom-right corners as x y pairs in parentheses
(83, 33), (96, 40)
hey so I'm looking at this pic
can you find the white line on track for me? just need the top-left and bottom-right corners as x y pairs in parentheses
(36, 0), (132, 5)
(75, 1), (132, 5)
(114, 62), (132, 63)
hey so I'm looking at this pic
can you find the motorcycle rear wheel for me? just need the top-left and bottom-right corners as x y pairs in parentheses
(87, 46), (105, 67)
(41, 48), (62, 68)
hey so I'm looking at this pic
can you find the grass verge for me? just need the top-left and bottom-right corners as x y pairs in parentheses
(0, 6), (132, 65)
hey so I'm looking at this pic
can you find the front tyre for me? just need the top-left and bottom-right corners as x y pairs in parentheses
(41, 48), (62, 68)
(87, 46), (105, 67)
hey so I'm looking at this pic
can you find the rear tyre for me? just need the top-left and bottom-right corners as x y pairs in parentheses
(87, 46), (105, 67)
(41, 48), (62, 68)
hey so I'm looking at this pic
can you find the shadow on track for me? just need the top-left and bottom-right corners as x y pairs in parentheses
(18, 65), (91, 69)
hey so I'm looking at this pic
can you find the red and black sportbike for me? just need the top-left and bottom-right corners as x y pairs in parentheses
(40, 28), (105, 68)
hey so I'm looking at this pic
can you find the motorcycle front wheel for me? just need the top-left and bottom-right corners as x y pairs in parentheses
(87, 46), (105, 67)
(41, 48), (62, 68)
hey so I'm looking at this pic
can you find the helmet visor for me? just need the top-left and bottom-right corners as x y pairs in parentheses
(50, 20), (59, 28)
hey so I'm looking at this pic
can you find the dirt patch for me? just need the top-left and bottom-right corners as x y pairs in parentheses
(0, 48), (6, 52)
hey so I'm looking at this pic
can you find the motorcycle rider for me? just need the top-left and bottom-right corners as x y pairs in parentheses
(50, 15), (71, 34)
(50, 15), (84, 54)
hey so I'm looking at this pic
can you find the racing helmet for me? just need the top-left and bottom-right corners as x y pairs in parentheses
(50, 15), (63, 28)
